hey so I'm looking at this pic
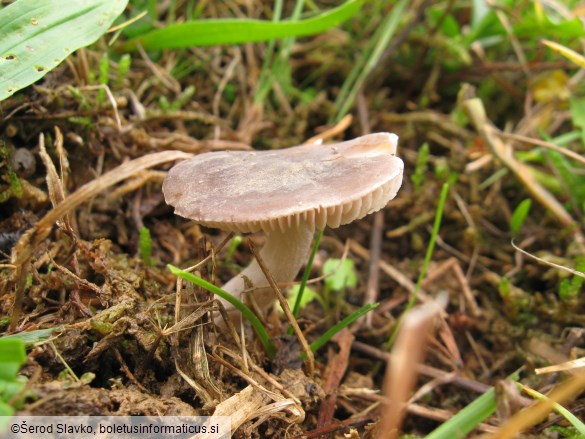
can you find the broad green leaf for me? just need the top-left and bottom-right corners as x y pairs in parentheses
(0, 400), (16, 435)
(0, 400), (14, 416)
(0, 339), (26, 363)
(120, 0), (363, 51)
(0, 0), (128, 101)
(0, 379), (27, 403)
(278, 285), (321, 313)
(0, 338), (26, 417)
(0, 339), (26, 382)
(0, 327), (60, 346)
(323, 258), (357, 291)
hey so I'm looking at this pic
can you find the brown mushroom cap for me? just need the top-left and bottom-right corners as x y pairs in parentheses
(163, 133), (403, 233)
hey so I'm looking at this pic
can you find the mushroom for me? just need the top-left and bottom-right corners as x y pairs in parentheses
(163, 132), (404, 315)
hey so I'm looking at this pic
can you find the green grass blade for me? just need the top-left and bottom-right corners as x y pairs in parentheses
(425, 371), (521, 439)
(410, 182), (450, 307)
(388, 182), (450, 348)
(522, 384), (585, 435)
(121, 0), (364, 51)
(139, 226), (153, 266)
(0, 0), (128, 101)
(292, 230), (323, 319)
(167, 264), (276, 359)
(254, 0), (306, 105)
(308, 303), (378, 354)
(510, 199), (532, 235)
(254, 0), (284, 105)
(332, 0), (408, 122)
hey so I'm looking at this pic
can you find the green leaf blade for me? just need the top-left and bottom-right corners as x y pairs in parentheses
(0, 0), (128, 101)
(167, 264), (276, 359)
(510, 199), (532, 235)
(121, 0), (363, 51)
(307, 303), (378, 355)
(0, 339), (26, 382)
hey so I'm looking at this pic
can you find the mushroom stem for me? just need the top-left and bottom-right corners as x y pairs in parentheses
(221, 223), (314, 312)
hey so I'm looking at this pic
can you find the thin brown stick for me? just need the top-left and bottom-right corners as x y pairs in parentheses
(352, 341), (490, 394)
(113, 348), (150, 394)
(248, 239), (315, 375)
(364, 211), (384, 326)
(349, 239), (431, 302)
(304, 114), (353, 144)
(317, 329), (355, 427)
(499, 131), (585, 167)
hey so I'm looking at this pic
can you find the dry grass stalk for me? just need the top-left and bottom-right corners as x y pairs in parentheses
(511, 240), (585, 279)
(212, 385), (274, 433)
(364, 210), (384, 327)
(462, 92), (577, 229)
(484, 371), (585, 439)
(305, 114), (353, 144)
(9, 149), (194, 331)
(499, 131), (585, 167)
(248, 239), (315, 375)
(211, 351), (304, 433)
(377, 295), (446, 438)
(535, 357), (585, 375)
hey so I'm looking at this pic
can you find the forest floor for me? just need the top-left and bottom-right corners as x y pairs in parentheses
(1, 1), (585, 438)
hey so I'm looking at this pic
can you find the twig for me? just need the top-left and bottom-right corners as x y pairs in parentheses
(364, 211), (384, 326)
(352, 341), (490, 394)
(304, 114), (353, 144)
(113, 348), (150, 394)
(317, 329), (355, 427)
(248, 239), (315, 375)
(486, 371), (585, 439)
(349, 239), (431, 302)
(293, 413), (375, 439)
(499, 131), (585, 167)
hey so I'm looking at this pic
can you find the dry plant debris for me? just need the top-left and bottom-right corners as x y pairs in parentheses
(1, 1), (585, 438)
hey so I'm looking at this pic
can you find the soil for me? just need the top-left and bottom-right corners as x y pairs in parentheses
(1, 2), (585, 438)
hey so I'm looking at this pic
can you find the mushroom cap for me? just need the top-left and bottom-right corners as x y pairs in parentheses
(163, 133), (404, 233)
